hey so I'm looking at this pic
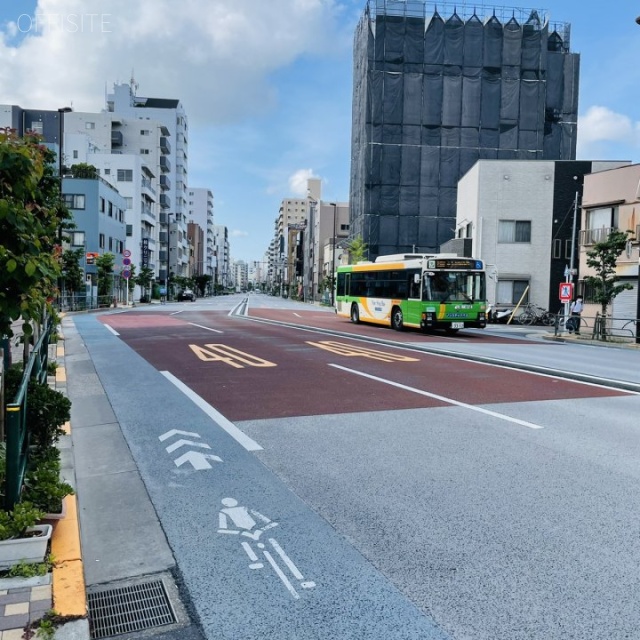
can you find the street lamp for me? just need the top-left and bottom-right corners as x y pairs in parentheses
(330, 202), (337, 306)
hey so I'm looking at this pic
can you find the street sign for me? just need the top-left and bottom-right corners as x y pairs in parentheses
(559, 282), (573, 302)
(123, 249), (131, 258)
(122, 269), (131, 279)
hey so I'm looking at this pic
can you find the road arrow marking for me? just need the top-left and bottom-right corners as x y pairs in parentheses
(174, 451), (222, 470)
(165, 439), (212, 453)
(159, 429), (202, 442)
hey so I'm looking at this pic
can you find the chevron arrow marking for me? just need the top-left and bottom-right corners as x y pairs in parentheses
(174, 451), (223, 470)
(165, 439), (211, 454)
(158, 429), (202, 442)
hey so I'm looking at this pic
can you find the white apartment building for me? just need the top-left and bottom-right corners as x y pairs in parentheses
(187, 188), (215, 278)
(213, 225), (230, 291)
(107, 83), (189, 282)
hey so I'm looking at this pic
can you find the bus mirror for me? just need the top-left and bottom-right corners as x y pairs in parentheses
(414, 274), (420, 284)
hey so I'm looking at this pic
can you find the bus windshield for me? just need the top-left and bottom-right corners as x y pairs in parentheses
(423, 271), (485, 303)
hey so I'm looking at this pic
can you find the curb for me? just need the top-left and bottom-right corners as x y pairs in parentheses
(51, 332), (87, 621)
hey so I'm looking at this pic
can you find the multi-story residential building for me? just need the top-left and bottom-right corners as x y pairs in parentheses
(106, 83), (189, 284)
(186, 221), (205, 281)
(61, 175), (127, 300)
(350, 2), (579, 260)
(580, 164), (640, 337)
(187, 188), (215, 279)
(454, 159), (629, 313)
(213, 225), (231, 291)
(234, 261), (248, 292)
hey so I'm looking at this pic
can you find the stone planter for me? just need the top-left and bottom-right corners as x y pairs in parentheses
(0, 524), (52, 569)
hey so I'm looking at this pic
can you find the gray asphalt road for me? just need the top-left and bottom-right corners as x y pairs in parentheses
(69, 301), (640, 640)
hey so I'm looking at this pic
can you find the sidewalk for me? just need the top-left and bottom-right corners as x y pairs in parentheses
(1, 325), (88, 639)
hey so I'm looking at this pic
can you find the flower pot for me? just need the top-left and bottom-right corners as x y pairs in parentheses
(0, 524), (52, 569)
(42, 499), (67, 523)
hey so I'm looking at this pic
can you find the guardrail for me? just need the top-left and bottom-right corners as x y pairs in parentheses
(554, 312), (639, 343)
(3, 317), (52, 510)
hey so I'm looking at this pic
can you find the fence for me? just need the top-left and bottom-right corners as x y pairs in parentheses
(554, 311), (640, 344)
(3, 317), (52, 510)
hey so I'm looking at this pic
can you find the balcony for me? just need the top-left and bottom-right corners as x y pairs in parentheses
(159, 156), (171, 173)
(159, 194), (171, 209)
(580, 227), (615, 246)
(141, 207), (156, 224)
(159, 174), (171, 191)
(160, 136), (171, 154)
(111, 130), (123, 146)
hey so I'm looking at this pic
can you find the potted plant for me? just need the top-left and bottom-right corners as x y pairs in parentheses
(23, 454), (74, 520)
(0, 502), (51, 569)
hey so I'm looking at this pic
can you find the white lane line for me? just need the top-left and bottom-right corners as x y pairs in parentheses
(161, 371), (263, 450)
(293, 313), (302, 318)
(104, 324), (119, 336)
(189, 322), (223, 334)
(329, 364), (544, 430)
(171, 310), (184, 315)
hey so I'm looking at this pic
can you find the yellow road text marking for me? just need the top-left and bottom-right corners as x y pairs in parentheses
(189, 344), (277, 369)
(306, 341), (419, 363)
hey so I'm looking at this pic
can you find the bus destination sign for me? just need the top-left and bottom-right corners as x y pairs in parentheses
(428, 259), (483, 270)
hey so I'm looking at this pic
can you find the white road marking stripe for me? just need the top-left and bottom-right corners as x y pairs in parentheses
(171, 310), (184, 315)
(104, 324), (119, 336)
(161, 371), (263, 450)
(329, 364), (544, 430)
(189, 322), (223, 334)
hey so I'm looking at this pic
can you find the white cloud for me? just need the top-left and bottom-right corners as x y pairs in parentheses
(0, 0), (348, 124)
(578, 106), (636, 144)
(288, 168), (319, 196)
(231, 230), (249, 237)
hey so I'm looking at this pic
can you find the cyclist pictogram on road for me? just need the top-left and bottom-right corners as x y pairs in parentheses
(217, 497), (316, 599)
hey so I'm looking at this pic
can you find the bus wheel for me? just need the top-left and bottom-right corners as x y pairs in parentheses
(391, 307), (404, 331)
(350, 304), (360, 324)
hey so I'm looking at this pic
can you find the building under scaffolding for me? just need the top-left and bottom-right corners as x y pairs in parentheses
(349, 0), (580, 259)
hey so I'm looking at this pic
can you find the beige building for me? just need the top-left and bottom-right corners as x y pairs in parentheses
(579, 164), (640, 337)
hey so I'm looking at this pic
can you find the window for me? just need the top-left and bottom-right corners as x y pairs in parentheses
(584, 206), (619, 244)
(126, 225), (133, 237)
(99, 233), (105, 249)
(553, 239), (561, 259)
(498, 220), (531, 243)
(104, 168), (111, 175)
(70, 232), (85, 247)
(62, 194), (86, 209)
(497, 279), (529, 305)
(99, 197), (105, 213)
(124, 197), (133, 209)
(30, 121), (43, 134)
(117, 169), (133, 182)
(73, 150), (78, 159)
(140, 129), (150, 135)
(85, 122), (95, 130)
(140, 149), (150, 154)
(108, 237), (113, 251)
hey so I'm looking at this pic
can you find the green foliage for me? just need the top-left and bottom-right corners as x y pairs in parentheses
(2, 554), (55, 578)
(4, 370), (71, 453)
(69, 163), (98, 179)
(347, 235), (368, 264)
(194, 274), (212, 297)
(23, 456), (74, 514)
(584, 229), (634, 316)
(96, 252), (115, 297)
(134, 265), (154, 297)
(0, 501), (45, 540)
(0, 128), (73, 339)
(61, 248), (84, 293)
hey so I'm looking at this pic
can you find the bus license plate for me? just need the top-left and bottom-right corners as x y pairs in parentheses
(451, 322), (464, 329)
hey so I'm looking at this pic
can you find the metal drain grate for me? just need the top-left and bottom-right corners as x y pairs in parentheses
(88, 579), (177, 639)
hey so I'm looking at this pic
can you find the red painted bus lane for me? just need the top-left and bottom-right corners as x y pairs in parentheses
(104, 311), (628, 423)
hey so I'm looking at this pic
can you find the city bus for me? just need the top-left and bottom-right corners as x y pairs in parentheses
(335, 254), (487, 333)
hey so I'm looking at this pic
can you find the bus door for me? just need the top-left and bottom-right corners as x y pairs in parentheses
(406, 270), (422, 325)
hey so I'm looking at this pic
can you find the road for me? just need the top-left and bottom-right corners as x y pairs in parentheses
(72, 294), (640, 640)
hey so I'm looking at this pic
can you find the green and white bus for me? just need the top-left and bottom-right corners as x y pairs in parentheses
(335, 254), (487, 333)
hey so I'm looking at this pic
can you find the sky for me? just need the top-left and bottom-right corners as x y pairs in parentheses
(1, 1), (640, 262)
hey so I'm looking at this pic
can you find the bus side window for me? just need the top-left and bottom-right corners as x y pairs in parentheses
(409, 277), (420, 299)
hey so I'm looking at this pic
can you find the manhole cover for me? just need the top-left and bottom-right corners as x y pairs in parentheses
(88, 579), (176, 639)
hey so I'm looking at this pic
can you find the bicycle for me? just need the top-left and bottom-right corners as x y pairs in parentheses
(515, 303), (556, 326)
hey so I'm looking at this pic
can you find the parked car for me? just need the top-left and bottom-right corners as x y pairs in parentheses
(177, 289), (196, 302)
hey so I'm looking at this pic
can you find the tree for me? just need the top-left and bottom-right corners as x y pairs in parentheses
(347, 235), (368, 264)
(95, 253), (115, 299)
(583, 229), (633, 318)
(61, 248), (84, 298)
(134, 266), (154, 300)
(194, 274), (212, 297)
(0, 128), (72, 340)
